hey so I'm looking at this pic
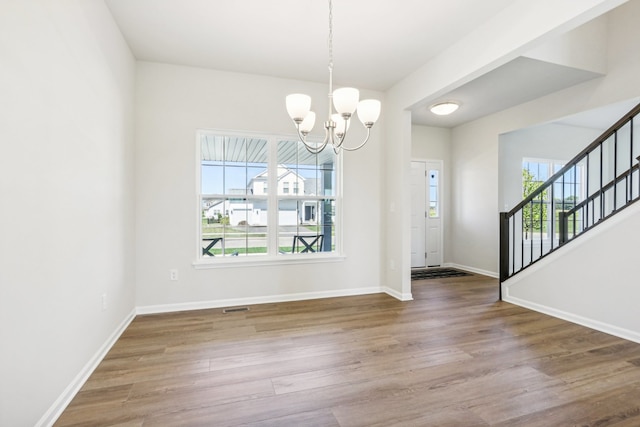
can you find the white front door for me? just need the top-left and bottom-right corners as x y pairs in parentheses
(411, 160), (443, 268)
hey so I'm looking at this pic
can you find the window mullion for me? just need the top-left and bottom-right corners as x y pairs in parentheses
(198, 130), (340, 261)
(267, 137), (279, 255)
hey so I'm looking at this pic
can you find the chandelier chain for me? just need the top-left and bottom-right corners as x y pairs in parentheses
(285, 0), (380, 154)
(328, 0), (333, 71)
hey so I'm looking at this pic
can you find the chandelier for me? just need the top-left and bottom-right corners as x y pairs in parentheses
(285, 0), (381, 154)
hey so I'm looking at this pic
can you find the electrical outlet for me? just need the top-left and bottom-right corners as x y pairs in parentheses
(390, 260), (396, 270)
(169, 269), (178, 281)
(101, 293), (107, 311)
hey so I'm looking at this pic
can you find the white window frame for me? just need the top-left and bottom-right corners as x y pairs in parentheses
(194, 129), (344, 268)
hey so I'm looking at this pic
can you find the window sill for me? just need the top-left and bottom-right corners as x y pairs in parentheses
(192, 253), (346, 269)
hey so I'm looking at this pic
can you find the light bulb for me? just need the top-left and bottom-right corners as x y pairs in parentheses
(286, 94), (312, 122)
(332, 113), (350, 137)
(299, 111), (316, 134)
(333, 87), (359, 117)
(357, 99), (381, 127)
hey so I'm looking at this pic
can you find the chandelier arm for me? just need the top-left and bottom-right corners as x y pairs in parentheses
(301, 138), (325, 155)
(338, 127), (371, 152)
(301, 143), (322, 155)
(295, 125), (321, 155)
(286, 0), (378, 154)
(296, 124), (331, 154)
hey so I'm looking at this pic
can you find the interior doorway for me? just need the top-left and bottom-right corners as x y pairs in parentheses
(411, 160), (443, 268)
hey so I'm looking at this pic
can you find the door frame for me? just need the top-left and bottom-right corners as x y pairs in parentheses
(410, 158), (444, 269)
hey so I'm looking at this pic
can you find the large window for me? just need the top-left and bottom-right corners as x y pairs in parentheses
(198, 131), (339, 260)
(522, 158), (584, 241)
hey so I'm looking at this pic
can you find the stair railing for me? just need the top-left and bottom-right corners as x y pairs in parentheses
(499, 103), (640, 296)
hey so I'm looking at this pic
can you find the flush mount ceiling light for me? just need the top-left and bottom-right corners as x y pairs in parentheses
(430, 102), (460, 116)
(285, 0), (381, 154)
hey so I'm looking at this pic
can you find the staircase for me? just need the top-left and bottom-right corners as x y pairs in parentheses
(499, 103), (640, 297)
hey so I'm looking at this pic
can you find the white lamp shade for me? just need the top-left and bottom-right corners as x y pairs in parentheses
(299, 111), (316, 133)
(333, 87), (359, 115)
(357, 99), (381, 125)
(332, 113), (350, 135)
(286, 94), (311, 121)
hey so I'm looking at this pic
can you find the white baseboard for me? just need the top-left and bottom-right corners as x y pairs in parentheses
(37, 308), (136, 427)
(504, 294), (640, 345)
(384, 286), (413, 301)
(136, 287), (386, 315)
(444, 263), (498, 279)
(39, 285), (410, 425)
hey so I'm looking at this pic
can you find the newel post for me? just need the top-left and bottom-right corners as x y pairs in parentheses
(499, 212), (510, 300)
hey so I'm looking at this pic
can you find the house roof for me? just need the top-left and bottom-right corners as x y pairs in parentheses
(252, 165), (306, 182)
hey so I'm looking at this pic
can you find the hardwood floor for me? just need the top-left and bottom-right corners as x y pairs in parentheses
(55, 274), (640, 426)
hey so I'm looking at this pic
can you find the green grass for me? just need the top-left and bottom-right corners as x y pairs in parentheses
(201, 219), (338, 254)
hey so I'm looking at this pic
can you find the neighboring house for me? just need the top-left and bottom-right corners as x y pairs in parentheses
(248, 165), (306, 196)
(204, 199), (266, 226)
(205, 165), (316, 226)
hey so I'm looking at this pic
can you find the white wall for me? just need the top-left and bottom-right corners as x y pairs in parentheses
(504, 202), (640, 342)
(449, 118), (502, 276)
(382, 104), (413, 299)
(0, 1), (634, 424)
(523, 14), (608, 74)
(411, 126), (452, 263)
(134, 62), (385, 309)
(385, 0), (625, 295)
(0, 1), (136, 426)
(411, 126), (451, 161)
(499, 0), (640, 341)
(449, 0), (640, 277)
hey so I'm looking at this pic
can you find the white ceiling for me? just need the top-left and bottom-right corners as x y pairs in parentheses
(104, 0), (619, 128)
(410, 57), (604, 128)
(104, 0), (514, 91)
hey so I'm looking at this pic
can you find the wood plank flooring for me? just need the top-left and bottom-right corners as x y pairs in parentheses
(55, 274), (640, 426)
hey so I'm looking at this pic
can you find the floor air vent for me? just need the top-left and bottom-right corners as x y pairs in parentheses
(222, 307), (249, 314)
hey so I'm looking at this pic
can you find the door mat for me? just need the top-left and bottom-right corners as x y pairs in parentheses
(411, 268), (471, 280)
